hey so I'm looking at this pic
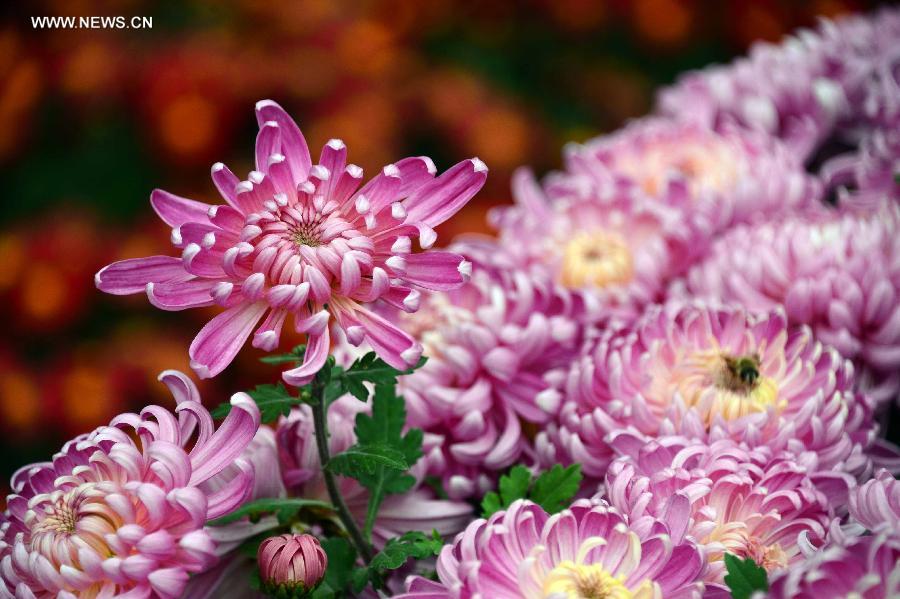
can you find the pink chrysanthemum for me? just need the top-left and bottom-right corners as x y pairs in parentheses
(604, 434), (846, 589)
(547, 118), (821, 235)
(849, 468), (900, 536)
(537, 303), (876, 480)
(681, 202), (900, 404)
(485, 168), (694, 322)
(764, 534), (900, 599)
(383, 249), (582, 499)
(397, 498), (706, 599)
(96, 100), (487, 383)
(657, 8), (900, 162)
(823, 129), (900, 209)
(275, 396), (473, 546)
(0, 371), (261, 599)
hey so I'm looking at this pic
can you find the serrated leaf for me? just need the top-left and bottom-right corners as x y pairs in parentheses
(328, 444), (409, 477)
(207, 497), (333, 527)
(530, 464), (583, 514)
(724, 554), (769, 599)
(344, 352), (427, 387)
(481, 465), (532, 517)
(369, 531), (444, 573)
(212, 383), (309, 423)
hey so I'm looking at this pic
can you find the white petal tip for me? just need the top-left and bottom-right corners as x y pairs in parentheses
(421, 156), (437, 174)
(327, 138), (345, 150)
(211, 162), (225, 173)
(255, 99), (278, 111)
(262, 120), (279, 128)
(383, 164), (401, 178)
(400, 345), (423, 365)
(471, 157), (488, 173)
(190, 361), (212, 380)
(346, 164), (363, 178)
(458, 260), (472, 280)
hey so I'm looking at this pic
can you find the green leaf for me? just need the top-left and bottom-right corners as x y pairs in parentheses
(369, 531), (444, 573)
(331, 383), (425, 542)
(530, 464), (583, 514)
(259, 344), (306, 365)
(211, 383), (307, 422)
(344, 352), (427, 390)
(480, 464), (583, 517)
(481, 465), (532, 517)
(327, 444), (409, 477)
(319, 537), (357, 596)
(724, 554), (769, 599)
(207, 497), (333, 527)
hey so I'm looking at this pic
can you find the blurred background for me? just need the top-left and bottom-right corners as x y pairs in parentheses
(0, 0), (887, 498)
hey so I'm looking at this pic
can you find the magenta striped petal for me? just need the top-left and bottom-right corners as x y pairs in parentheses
(95, 256), (190, 295)
(150, 189), (213, 228)
(189, 302), (269, 379)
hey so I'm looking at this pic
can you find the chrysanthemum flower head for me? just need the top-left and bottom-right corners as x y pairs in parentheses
(657, 8), (900, 161)
(397, 498), (705, 599)
(487, 169), (694, 322)
(95, 100), (487, 383)
(605, 434), (847, 589)
(275, 396), (472, 546)
(0, 370), (261, 598)
(849, 468), (900, 536)
(764, 534), (900, 599)
(681, 202), (900, 404)
(548, 118), (821, 235)
(382, 244), (582, 499)
(537, 303), (876, 479)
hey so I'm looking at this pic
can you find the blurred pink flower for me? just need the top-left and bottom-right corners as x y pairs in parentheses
(96, 100), (487, 382)
(398, 498), (705, 598)
(257, 533), (327, 593)
(485, 168), (694, 323)
(764, 534), (900, 599)
(381, 245), (582, 499)
(849, 468), (900, 536)
(537, 303), (876, 480)
(605, 434), (846, 589)
(276, 396), (473, 546)
(657, 8), (900, 161)
(0, 370), (261, 599)
(548, 118), (821, 235)
(681, 202), (900, 404)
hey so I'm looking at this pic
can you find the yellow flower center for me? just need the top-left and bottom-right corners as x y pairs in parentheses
(543, 562), (634, 599)
(652, 350), (784, 426)
(560, 232), (633, 289)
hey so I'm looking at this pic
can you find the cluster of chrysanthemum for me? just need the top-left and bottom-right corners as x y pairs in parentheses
(3, 7), (900, 598)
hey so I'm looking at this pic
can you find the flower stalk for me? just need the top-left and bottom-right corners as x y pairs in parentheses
(310, 375), (374, 563)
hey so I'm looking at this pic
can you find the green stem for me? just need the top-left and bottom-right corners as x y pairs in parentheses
(310, 381), (374, 563)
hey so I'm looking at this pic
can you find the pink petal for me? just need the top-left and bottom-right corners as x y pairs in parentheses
(255, 100), (311, 183)
(189, 302), (269, 379)
(147, 280), (217, 311)
(282, 326), (330, 386)
(189, 393), (260, 485)
(401, 251), (470, 291)
(150, 189), (212, 228)
(404, 158), (488, 228)
(95, 256), (190, 295)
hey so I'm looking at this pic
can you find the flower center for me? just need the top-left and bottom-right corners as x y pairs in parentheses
(652, 350), (783, 426)
(704, 524), (790, 575)
(542, 562), (633, 599)
(560, 232), (633, 289)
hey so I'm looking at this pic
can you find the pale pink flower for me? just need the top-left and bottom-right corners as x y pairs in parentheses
(486, 168), (695, 323)
(849, 468), (900, 536)
(96, 100), (487, 383)
(397, 498), (706, 598)
(605, 434), (847, 590)
(276, 396), (473, 546)
(257, 534), (327, 593)
(548, 118), (821, 235)
(658, 8), (900, 162)
(764, 534), (900, 599)
(681, 202), (900, 404)
(537, 303), (876, 480)
(0, 371), (261, 599)
(381, 246), (582, 499)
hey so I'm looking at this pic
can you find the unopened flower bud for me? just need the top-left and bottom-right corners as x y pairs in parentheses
(258, 533), (328, 597)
